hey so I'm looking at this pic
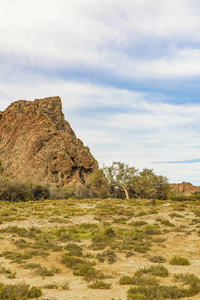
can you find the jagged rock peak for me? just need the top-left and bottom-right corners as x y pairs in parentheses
(0, 96), (98, 186)
(3, 96), (66, 131)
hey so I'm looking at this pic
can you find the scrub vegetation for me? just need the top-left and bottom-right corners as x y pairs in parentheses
(0, 198), (200, 299)
(0, 162), (200, 299)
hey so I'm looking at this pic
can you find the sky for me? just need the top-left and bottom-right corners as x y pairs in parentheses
(1, 0), (200, 185)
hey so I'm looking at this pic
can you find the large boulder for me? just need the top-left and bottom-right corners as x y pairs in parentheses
(0, 96), (98, 186)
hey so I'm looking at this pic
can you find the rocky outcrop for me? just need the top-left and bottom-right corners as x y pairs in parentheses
(171, 182), (200, 194)
(0, 96), (98, 186)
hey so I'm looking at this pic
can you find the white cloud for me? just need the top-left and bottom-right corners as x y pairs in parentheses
(1, 0), (200, 79)
(1, 79), (200, 174)
(1, 1), (200, 184)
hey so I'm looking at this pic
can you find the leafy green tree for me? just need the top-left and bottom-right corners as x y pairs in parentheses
(132, 168), (170, 200)
(101, 162), (170, 200)
(103, 162), (138, 199)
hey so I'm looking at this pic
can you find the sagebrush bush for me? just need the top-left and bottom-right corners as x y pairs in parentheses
(135, 265), (169, 278)
(169, 256), (190, 266)
(119, 275), (158, 286)
(0, 282), (42, 299)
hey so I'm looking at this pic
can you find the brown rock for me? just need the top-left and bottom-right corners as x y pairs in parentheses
(170, 182), (200, 194)
(0, 96), (98, 186)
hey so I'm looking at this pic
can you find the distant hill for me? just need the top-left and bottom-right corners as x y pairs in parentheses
(0, 96), (98, 186)
(170, 182), (200, 194)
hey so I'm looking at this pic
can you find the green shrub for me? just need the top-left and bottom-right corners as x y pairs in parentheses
(132, 221), (148, 227)
(26, 286), (42, 298)
(43, 283), (59, 289)
(97, 250), (117, 264)
(0, 250), (40, 264)
(0, 282), (42, 299)
(14, 239), (31, 249)
(160, 219), (175, 227)
(134, 244), (151, 253)
(127, 285), (192, 300)
(169, 256), (190, 266)
(144, 225), (161, 235)
(135, 265), (169, 277)
(119, 275), (158, 286)
(88, 280), (111, 289)
(23, 263), (41, 269)
(35, 266), (60, 276)
(92, 228), (116, 250)
(64, 243), (83, 257)
(61, 254), (104, 281)
(173, 273), (200, 292)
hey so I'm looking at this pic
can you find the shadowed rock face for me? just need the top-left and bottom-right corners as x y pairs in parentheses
(0, 96), (98, 186)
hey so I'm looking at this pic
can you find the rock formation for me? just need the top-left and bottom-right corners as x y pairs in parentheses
(171, 182), (200, 194)
(0, 96), (98, 186)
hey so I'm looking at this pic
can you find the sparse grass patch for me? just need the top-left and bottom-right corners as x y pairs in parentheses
(144, 225), (161, 235)
(173, 206), (185, 211)
(132, 221), (148, 227)
(134, 244), (151, 253)
(136, 211), (147, 217)
(173, 273), (200, 291)
(23, 263), (41, 269)
(0, 265), (16, 278)
(159, 219), (175, 227)
(60, 281), (70, 290)
(0, 250), (42, 264)
(152, 237), (166, 243)
(43, 283), (59, 289)
(48, 217), (68, 223)
(13, 239), (32, 249)
(169, 212), (184, 218)
(113, 217), (128, 224)
(148, 209), (158, 214)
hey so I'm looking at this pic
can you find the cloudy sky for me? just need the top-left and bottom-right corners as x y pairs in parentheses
(1, 0), (200, 185)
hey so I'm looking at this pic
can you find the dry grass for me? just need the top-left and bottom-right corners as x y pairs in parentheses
(0, 198), (200, 299)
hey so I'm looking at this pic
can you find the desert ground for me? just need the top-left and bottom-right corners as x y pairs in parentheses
(1, 198), (200, 300)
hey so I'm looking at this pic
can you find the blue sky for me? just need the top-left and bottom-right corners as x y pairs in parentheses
(1, 0), (200, 184)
